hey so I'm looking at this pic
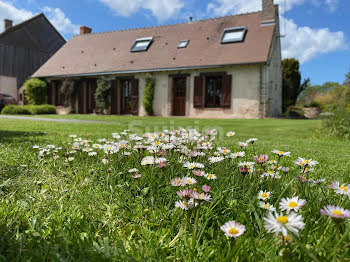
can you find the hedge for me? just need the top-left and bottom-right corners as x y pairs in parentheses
(1, 105), (56, 115)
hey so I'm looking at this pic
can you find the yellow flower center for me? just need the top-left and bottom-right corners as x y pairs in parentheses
(187, 179), (193, 184)
(193, 188), (198, 192)
(277, 216), (288, 224)
(208, 175), (212, 179)
(340, 185), (348, 191)
(332, 210), (343, 216)
(304, 168), (309, 172)
(176, 179), (181, 184)
(278, 151), (284, 155)
(288, 201), (298, 208)
(283, 235), (292, 242)
(229, 227), (239, 235)
(268, 170), (274, 174)
(304, 160), (310, 164)
(261, 193), (268, 198)
(264, 204), (269, 208)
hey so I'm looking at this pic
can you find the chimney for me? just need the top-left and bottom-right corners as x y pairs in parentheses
(189, 16), (193, 23)
(261, 0), (276, 23)
(4, 19), (13, 31)
(80, 26), (92, 35)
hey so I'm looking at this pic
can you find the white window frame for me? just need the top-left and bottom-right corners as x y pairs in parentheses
(130, 37), (154, 52)
(220, 26), (247, 44)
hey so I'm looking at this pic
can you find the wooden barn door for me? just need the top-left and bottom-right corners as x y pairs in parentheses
(172, 77), (186, 116)
(111, 79), (118, 114)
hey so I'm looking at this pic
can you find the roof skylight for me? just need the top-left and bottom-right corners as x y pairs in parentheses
(178, 40), (189, 49)
(221, 26), (246, 44)
(131, 37), (153, 52)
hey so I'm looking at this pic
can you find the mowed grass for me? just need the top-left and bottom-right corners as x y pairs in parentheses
(0, 116), (349, 261)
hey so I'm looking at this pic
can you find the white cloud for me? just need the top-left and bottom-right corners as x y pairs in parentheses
(281, 17), (347, 63)
(0, 1), (78, 37)
(43, 7), (79, 35)
(99, 0), (184, 22)
(0, 0), (33, 30)
(325, 0), (338, 12)
(206, 0), (305, 16)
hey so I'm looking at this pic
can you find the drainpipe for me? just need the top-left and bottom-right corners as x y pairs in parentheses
(266, 61), (270, 118)
(259, 65), (262, 118)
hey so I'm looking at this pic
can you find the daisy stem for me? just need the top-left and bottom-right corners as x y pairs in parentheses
(333, 223), (340, 262)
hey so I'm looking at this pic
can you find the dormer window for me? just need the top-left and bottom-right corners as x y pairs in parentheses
(178, 40), (189, 49)
(131, 37), (153, 52)
(221, 26), (246, 44)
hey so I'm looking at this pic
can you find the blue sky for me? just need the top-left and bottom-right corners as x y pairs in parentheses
(1, 0), (349, 85)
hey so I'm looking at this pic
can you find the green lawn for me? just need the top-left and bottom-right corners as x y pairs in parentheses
(0, 116), (349, 261)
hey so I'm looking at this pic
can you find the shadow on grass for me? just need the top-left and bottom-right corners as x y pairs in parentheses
(0, 130), (46, 143)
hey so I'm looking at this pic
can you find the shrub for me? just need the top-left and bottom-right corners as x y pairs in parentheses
(322, 106), (350, 140)
(142, 78), (155, 115)
(1, 105), (56, 115)
(284, 106), (305, 119)
(1, 105), (31, 115)
(95, 78), (111, 114)
(24, 78), (47, 105)
(28, 105), (56, 114)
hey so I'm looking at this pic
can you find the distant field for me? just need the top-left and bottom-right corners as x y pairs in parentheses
(0, 116), (349, 261)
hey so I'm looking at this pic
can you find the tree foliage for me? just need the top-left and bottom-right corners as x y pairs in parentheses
(95, 78), (111, 114)
(282, 58), (310, 111)
(24, 78), (47, 105)
(142, 78), (155, 115)
(344, 67), (350, 86)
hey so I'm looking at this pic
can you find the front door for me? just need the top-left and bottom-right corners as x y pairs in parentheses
(172, 77), (186, 116)
(120, 79), (133, 114)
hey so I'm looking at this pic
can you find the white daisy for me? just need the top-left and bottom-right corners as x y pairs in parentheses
(208, 156), (225, 163)
(170, 178), (184, 187)
(295, 157), (318, 167)
(205, 173), (217, 180)
(279, 196), (307, 213)
(329, 181), (350, 196)
(226, 131), (235, 137)
(258, 190), (271, 200)
(264, 212), (305, 236)
(259, 202), (276, 211)
(128, 168), (139, 173)
(238, 142), (248, 148)
(246, 138), (258, 143)
(182, 177), (197, 185)
(88, 152), (97, 156)
(272, 150), (291, 157)
(320, 205), (350, 220)
(141, 156), (154, 165)
(220, 220), (246, 238)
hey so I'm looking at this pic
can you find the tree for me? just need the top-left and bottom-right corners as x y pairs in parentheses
(282, 58), (310, 112)
(95, 78), (111, 114)
(344, 67), (350, 86)
(24, 78), (47, 105)
(142, 77), (155, 115)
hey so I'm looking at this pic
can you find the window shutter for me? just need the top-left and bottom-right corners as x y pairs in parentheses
(131, 79), (139, 115)
(194, 76), (203, 108)
(221, 74), (232, 108)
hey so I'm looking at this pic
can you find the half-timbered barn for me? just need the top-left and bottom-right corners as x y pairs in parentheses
(0, 13), (65, 102)
(33, 0), (282, 118)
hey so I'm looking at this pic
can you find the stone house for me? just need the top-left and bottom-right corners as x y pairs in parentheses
(0, 14), (66, 103)
(32, 0), (282, 118)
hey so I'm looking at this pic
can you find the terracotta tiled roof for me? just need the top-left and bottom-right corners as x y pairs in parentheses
(33, 11), (275, 78)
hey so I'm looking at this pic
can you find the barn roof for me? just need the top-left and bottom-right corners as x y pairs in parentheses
(33, 11), (276, 78)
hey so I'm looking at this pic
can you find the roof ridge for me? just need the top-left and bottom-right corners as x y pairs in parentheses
(73, 10), (262, 38)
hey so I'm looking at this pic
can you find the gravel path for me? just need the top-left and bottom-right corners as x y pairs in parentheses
(0, 115), (118, 124)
